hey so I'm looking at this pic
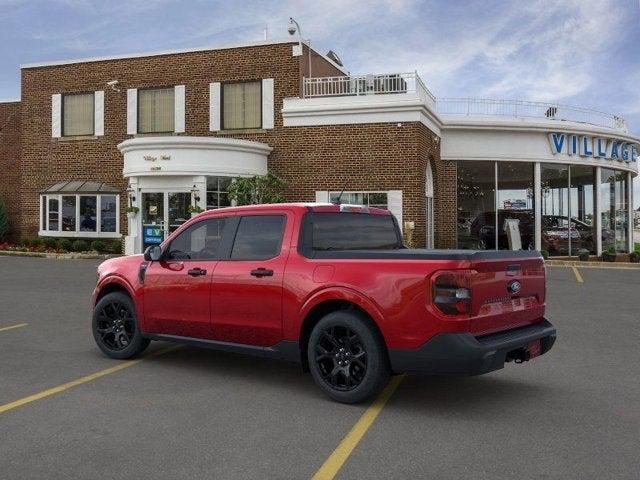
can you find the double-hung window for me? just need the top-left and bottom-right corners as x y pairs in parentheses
(63, 92), (94, 136)
(138, 87), (175, 133)
(222, 81), (262, 130)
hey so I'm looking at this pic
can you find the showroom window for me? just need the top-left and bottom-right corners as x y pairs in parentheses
(206, 176), (232, 210)
(497, 163), (535, 250)
(601, 168), (629, 253)
(457, 161), (496, 250)
(40, 182), (120, 237)
(62, 92), (94, 136)
(138, 87), (175, 133)
(222, 81), (261, 130)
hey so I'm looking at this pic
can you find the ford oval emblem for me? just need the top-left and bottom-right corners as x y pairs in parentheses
(508, 280), (522, 294)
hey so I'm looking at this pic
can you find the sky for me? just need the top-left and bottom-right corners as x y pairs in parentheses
(1, 0), (639, 201)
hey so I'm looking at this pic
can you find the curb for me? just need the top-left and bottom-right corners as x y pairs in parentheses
(0, 250), (120, 260)
(546, 260), (640, 269)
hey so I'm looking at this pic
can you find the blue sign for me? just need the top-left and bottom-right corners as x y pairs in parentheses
(143, 225), (164, 245)
(548, 132), (638, 163)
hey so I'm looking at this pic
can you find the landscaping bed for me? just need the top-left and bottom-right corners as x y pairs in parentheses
(0, 237), (122, 257)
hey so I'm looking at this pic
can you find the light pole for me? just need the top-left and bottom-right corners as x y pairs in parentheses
(288, 17), (312, 80)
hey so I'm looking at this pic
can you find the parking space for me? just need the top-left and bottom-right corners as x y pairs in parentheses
(1, 258), (639, 479)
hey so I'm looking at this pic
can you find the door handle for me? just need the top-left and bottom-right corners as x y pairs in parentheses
(251, 268), (274, 278)
(187, 267), (207, 277)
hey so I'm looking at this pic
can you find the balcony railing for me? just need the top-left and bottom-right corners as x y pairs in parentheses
(436, 97), (628, 132)
(302, 72), (436, 106)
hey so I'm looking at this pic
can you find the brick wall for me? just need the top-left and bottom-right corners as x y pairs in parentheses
(0, 101), (21, 240)
(15, 41), (451, 248)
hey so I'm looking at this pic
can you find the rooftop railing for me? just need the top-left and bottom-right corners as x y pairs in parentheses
(436, 97), (628, 132)
(302, 72), (436, 107)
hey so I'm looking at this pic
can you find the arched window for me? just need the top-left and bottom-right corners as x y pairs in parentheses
(426, 162), (435, 249)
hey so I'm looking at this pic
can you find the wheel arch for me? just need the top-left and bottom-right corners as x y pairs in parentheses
(297, 289), (387, 372)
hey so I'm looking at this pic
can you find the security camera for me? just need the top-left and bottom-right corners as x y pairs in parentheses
(106, 80), (120, 92)
(287, 18), (297, 35)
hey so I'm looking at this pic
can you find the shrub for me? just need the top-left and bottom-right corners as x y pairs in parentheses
(21, 238), (31, 247)
(41, 237), (58, 249)
(58, 238), (73, 251)
(72, 239), (89, 252)
(30, 237), (42, 247)
(540, 249), (549, 260)
(630, 251), (640, 263)
(90, 240), (106, 252)
(107, 240), (122, 254)
(577, 249), (590, 261)
(0, 197), (9, 241)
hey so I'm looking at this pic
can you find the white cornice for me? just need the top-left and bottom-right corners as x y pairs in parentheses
(21, 38), (347, 74)
(117, 135), (272, 155)
(0, 98), (20, 103)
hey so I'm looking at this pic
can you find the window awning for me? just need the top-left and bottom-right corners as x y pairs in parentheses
(41, 181), (120, 194)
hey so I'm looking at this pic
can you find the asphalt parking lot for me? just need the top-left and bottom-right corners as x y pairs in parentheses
(1, 257), (639, 480)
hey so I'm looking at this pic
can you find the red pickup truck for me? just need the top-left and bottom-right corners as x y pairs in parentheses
(92, 203), (555, 403)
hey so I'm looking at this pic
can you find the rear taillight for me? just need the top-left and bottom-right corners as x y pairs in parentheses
(431, 270), (476, 316)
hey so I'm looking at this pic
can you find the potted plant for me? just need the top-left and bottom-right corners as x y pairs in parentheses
(602, 245), (617, 262)
(577, 249), (590, 261)
(126, 206), (139, 219)
(187, 205), (203, 217)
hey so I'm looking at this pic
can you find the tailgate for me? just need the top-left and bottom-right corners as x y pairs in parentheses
(469, 253), (546, 336)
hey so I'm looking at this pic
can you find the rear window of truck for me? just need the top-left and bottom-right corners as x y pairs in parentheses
(309, 213), (402, 251)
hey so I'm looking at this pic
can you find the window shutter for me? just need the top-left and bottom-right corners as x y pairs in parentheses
(127, 88), (137, 135)
(51, 94), (62, 138)
(209, 82), (221, 131)
(174, 85), (185, 133)
(94, 90), (104, 136)
(387, 190), (403, 233)
(315, 191), (329, 203)
(262, 78), (275, 129)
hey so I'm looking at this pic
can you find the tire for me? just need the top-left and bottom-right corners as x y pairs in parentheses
(307, 310), (390, 404)
(92, 291), (150, 359)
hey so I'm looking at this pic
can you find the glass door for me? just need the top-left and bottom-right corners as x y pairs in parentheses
(168, 192), (191, 234)
(142, 192), (166, 250)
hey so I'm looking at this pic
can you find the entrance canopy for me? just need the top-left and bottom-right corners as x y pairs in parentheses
(42, 180), (120, 194)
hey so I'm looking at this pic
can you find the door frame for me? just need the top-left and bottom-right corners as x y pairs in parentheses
(140, 188), (192, 248)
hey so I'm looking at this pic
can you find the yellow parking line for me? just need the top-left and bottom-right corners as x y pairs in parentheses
(312, 375), (405, 480)
(571, 266), (584, 283)
(0, 345), (180, 415)
(0, 323), (28, 333)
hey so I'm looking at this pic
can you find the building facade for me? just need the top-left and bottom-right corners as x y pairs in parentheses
(0, 38), (638, 256)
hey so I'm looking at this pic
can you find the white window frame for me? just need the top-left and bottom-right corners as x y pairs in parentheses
(39, 193), (121, 238)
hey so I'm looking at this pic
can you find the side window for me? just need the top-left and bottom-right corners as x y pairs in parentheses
(231, 215), (285, 260)
(167, 217), (227, 260)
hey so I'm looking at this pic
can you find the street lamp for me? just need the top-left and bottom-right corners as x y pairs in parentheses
(288, 17), (312, 78)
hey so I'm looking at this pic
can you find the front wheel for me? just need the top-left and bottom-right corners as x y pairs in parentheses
(307, 310), (390, 404)
(92, 291), (150, 359)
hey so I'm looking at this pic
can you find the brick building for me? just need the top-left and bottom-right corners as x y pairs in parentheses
(1, 38), (638, 255)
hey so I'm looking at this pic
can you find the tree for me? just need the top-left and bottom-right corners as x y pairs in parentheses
(0, 197), (9, 241)
(227, 173), (286, 206)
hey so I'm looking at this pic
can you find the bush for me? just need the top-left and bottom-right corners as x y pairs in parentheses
(577, 249), (590, 261)
(72, 239), (89, 252)
(630, 251), (640, 263)
(21, 238), (31, 247)
(90, 240), (106, 252)
(540, 249), (549, 260)
(58, 238), (73, 251)
(30, 237), (42, 247)
(0, 197), (9, 241)
(107, 240), (122, 254)
(41, 237), (58, 249)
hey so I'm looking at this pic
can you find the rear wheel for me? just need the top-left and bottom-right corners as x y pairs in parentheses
(308, 310), (390, 404)
(92, 291), (150, 359)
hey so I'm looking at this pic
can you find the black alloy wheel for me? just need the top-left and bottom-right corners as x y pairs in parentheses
(308, 310), (390, 404)
(314, 325), (367, 391)
(92, 291), (150, 359)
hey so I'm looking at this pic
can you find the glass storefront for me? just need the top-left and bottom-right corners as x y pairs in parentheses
(601, 169), (629, 253)
(458, 161), (631, 255)
(457, 161), (495, 249)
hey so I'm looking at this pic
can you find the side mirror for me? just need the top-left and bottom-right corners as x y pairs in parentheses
(143, 245), (163, 262)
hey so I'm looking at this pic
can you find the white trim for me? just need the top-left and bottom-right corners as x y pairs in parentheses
(262, 78), (275, 129)
(387, 190), (403, 233)
(94, 90), (104, 136)
(209, 82), (221, 131)
(127, 89), (137, 135)
(628, 171), (633, 253)
(534, 162), (542, 251)
(174, 85), (186, 133)
(51, 94), (62, 138)
(38, 230), (122, 239)
(0, 98), (20, 103)
(595, 167), (602, 256)
(20, 38), (348, 74)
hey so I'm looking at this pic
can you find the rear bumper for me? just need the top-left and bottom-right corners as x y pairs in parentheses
(388, 319), (556, 376)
